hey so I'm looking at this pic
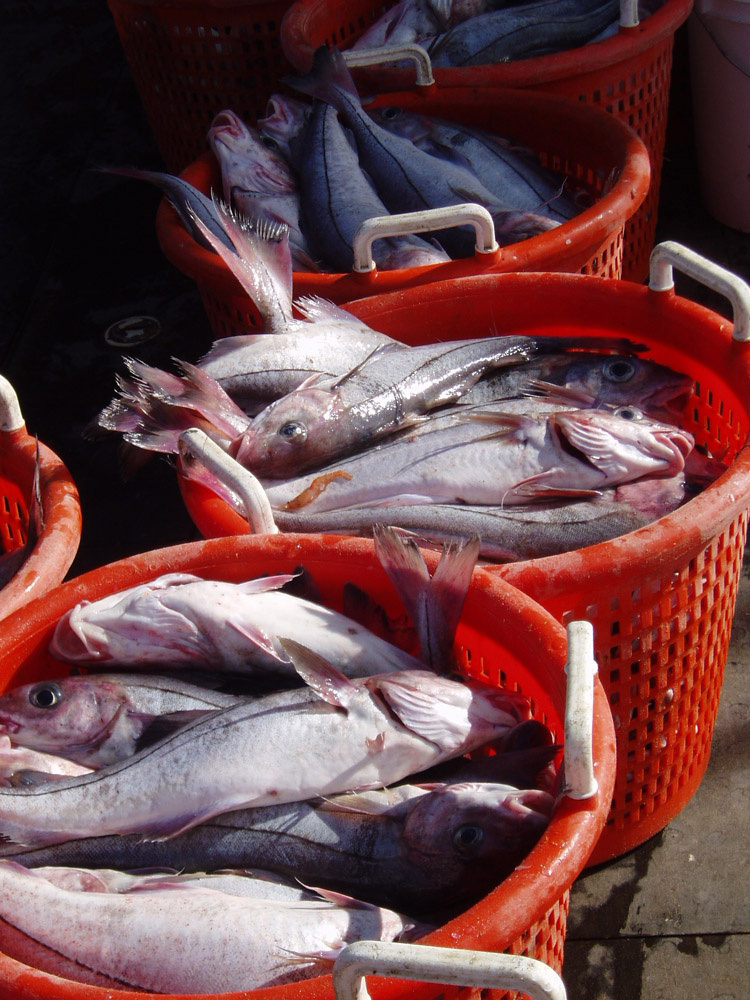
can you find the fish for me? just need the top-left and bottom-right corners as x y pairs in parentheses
(368, 105), (580, 222)
(48, 571), (427, 678)
(281, 46), (560, 258)
(428, 0), (621, 67)
(0, 737), (94, 786)
(460, 351), (694, 421)
(268, 495), (655, 561)
(258, 404), (694, 513)
(3, 778), (553, 914)
(99, 164), (238, 254)
(0, 672), (246, 768)
(0, 859), (420, 992)
(288, 99), (451, 272)
(197, 323), (405, 415)
(0, 655), (530, 849)
(232, 334), (640, 478)
(258, 93), (311, 163)
(207, 108), (319, 271)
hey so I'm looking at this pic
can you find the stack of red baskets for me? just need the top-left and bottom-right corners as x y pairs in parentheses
(0, 533), (615, 999)
(279, 0), (694, 282)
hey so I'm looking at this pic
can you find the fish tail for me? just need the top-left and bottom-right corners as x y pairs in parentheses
(187, 197), (295, 332)
(372, 524), (480, 675)
(90, 357), (251, 456)
(281, 44), (358, 107)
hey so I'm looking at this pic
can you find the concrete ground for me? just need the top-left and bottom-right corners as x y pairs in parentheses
(0, 5), (748, 999)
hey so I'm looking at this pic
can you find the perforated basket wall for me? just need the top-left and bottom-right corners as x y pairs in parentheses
(107, 0), (297, 173)
(280, 0), (693, 282)
(0, 533), (615, 1000)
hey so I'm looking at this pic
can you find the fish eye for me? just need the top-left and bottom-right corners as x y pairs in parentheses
(380, 106), (402, 120)
(28, 682), (64, 709)
(613, 405), (643, 421)
(278, 421), (308, 443)
(603, 359), (636, 382)
(453, 823), (484, 854)
(260, 134), (279, 150)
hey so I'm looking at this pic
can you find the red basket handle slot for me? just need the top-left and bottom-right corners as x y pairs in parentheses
(649, 241), (750, 341)
(352, 205), (499, 274)
(333, 941), (567, 1000)
(0, 374), (25, 433)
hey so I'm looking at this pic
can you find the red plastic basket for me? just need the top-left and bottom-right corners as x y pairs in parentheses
(0, 378), (82, 624)
(280, 0), (693, 282)
(106, 0), (299, 173)
(178, 244), (750, 865)
(0, 533), (614, 1000)
(156, 86), (650, 338)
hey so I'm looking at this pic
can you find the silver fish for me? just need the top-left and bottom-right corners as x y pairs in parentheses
(282, 46), (559, 258)
(233, 334), (625, 478)
(5, 778), (553, 914)
(207, 108), (319, 271)
(0, 657), (529, 849)
(288, 99), (450, 272)
(197, 324), (405, 415)
(429, 0), (621, 67)
(0, 673), (244, 769)
(260, 404), (694, 513)
(368, 105), (580, 222)
(0, 859), (418, 992)
(49, 571), (426, 678)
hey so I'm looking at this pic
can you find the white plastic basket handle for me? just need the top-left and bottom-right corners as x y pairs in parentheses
(0, 374), (25, 432)
(619, 0), (640, 27)
(563, 620), (598, 800)
(177, 429), (278, 535)
(342, 43), (435, 86)
(352, 204), (498, 273)
(333, 941), (567, 1000)
(649, 241), (750, 342)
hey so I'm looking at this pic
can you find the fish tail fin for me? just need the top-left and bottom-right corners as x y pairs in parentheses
(90, 357), (250, 455)
(373, 524), (480, 674)
(281, 44), (358, 106)
(187, 197), (295, 332)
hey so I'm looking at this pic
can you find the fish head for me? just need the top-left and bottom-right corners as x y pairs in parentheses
(0, 675), (127, 756)
(258, 95), (309, 146)
(403, 781), (554, 865)
(536, 353), (694, 421)
(368, 105), (434, 145)
(552, 407), (695, 485)
(49, 576), (207, 665)
(232, 383), (345, 476)
(208, 109), (297, 198)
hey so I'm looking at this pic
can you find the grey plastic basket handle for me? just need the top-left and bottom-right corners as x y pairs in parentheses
(177, 429), (278, 535)
(649, 241), (750, 341)
(333, 941), (567, 1000)
(352, 205), (498, 273)
(0, 374), (25, 433)
(342, 43), (435, 86)
(564, 620), (598, 800)
(619, 0), (640, 27)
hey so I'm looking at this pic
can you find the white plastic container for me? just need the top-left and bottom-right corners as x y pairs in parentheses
(689, 1), (750, 232)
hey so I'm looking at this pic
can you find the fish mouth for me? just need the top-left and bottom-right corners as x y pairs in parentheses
(0, 716), (22, 735)
(210, 110), (244, 138)
(644, 384), (694, 421)
(505, 788), (556, 820)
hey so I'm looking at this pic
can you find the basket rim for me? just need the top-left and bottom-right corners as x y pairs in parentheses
(279, 0), (693, 81)
(0, 532), (615, 1000)
(155, 86), (651, 293)
(0, 427), (82, 623)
